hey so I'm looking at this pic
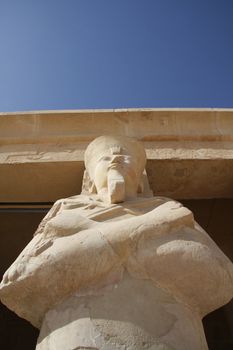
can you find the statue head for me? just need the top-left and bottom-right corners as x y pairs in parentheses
(82, 135), (150, 203)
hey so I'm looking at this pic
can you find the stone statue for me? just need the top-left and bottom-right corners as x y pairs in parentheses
(0, 135), (233, 350)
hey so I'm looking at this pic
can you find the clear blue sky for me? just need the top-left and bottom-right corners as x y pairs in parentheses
(0, 0), (233, 112)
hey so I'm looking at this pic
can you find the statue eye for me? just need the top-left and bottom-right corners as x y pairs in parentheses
(101, 156), (111, 162)
(123, 155), (131, 163)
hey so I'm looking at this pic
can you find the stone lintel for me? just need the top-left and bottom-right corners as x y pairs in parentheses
(0, 108), (233, 202)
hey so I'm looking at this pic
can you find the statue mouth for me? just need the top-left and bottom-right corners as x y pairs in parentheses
(107, 162), (124, 171)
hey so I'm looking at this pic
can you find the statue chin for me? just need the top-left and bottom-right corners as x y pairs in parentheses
(96, 169), (127, 204)
(107, 170), (126, 204)
(101, 168), (137, 204)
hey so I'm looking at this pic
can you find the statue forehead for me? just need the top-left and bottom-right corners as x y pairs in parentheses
(84, 135), (146, 176)
(85, 135), (144, 159)
(109, 144), (123, 155)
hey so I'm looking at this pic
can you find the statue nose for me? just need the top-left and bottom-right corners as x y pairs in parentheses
(110, 155), (123, 164)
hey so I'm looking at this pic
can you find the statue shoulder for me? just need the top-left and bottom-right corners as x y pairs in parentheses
(34, 194), (97, 237)
(145, 197), (195, 229)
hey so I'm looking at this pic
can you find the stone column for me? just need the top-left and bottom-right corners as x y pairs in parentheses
(36, 274), (208, 350)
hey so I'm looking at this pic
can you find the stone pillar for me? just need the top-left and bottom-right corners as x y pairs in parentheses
(36, 274), (208, 350)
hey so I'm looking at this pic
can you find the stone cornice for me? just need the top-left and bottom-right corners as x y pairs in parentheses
(1, 108), (233, 144)
(1, 108), (233, 201)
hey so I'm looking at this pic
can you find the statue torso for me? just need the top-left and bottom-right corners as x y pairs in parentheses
(1, 194), (232, 329)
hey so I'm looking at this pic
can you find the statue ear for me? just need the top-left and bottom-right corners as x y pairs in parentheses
(89, 181), (97, 194)
(137, 170), (153, 197)
(81, 170), (97, 194)
(137, 177), (144, 194)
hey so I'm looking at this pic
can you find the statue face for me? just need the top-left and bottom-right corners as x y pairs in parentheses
(84, 136), (147, 203)
(93, 153), (140, 203)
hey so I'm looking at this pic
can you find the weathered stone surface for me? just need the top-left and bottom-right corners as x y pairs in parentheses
(0, 135), (232, 350)
(36, 274), (208, 350)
